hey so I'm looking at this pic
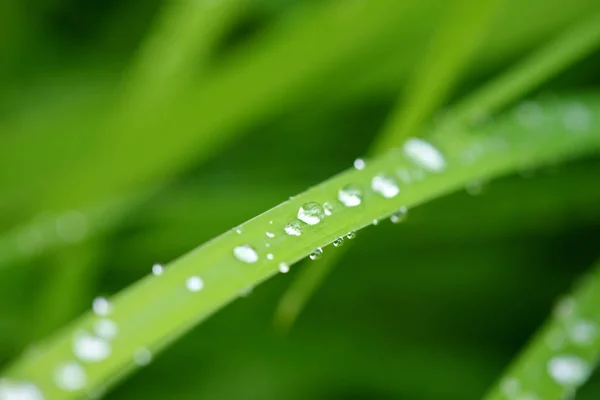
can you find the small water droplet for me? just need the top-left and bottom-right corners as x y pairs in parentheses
(0, 379), (44, 399)
(371, 174), (400, 198)
(403, 138), (446, 172)
(354, 158), (366, 170)
(284, 220), (303, 236)
(338, 185), (363, 207)
(548, 355), (590, 386)
(92, 297), (111, 316)
(346, 231), (356, 240)
(568, 320), (597, 346)
(133, 348), (153, 366)
(265, 231), (275, 238)
(333, 237), (344, 247)
(309, 248), (323, 260)
(515, 100), (544, 128)
(265, 243), (271, 248)
(267, 253), (274, 260)
(500, 377), (519, 396)
(466, 180), (485, 195)
(152, 264), (164, 276)
(298, 202), (325, 225)
(390, 206), (408, 224)
(269, 220), (274, 224)
(323, 202), (334, 216)
(186, 276), (204, 292)
(235, 228), (242, 234)
(372, 219), (379, 225)
(54, 361), (86, 392)
(233, 245), (259, 264)
(94, 319), (118, 340)
(279, 262), (290, 273)
(73, 332), (111, 362)
(555, 297), (575, 319)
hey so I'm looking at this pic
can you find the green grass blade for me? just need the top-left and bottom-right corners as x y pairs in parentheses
(483, 257), (600, 400)
(1, 93), (599, 399)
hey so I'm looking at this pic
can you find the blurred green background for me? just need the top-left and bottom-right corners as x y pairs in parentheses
(2, 0), (600, 398)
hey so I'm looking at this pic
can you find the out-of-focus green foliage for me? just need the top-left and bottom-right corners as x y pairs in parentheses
(1, 0), (600, 399)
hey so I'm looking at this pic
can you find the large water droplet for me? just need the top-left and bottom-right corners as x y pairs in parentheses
(354, 158), (366, 170)
(94, 319), (118, 340)
(338, 185), (363, 207)
(333, 237), (344, 247)
(92, 297), (111, 316)
(284, 220), (303, 236)
(0, 379), (44, 400)
(186, 276), (204, 292)
(403, 138), (446, 172)
(54, 361), (86, 392)
(297, 202), (325, 225)
(233, 245), (259, 264)
(309, 248), (323, 260)
(279, 262), (290, 273)
(390, 206), (408, 224)
(133, 348), (153, 366)
(73, 332), (111, 362)
(548, 355), (591, 386)
(371, 174), (399, 198)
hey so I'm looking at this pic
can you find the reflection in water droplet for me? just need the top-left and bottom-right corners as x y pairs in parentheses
(235, 228), (242, 235)
(73, 332), (111, 362)
(323, 202), (334, 216)
(298, 202), (325, 225)
(284, 220), (303, 236)
(279, 262), (290, 273)
(548, 355), (590, 386)
(266, 231), (275, 238)
(309, 248), (323, 260)
(54, 361), (86, 392)
(403, 138), (446, 172)
(94, 319), (118, 340)
(152, 264), (164, 276)
(0, 379), (45, 399)
(267, 253), (274, 260)
(186, 276), (204, 292)
(371, 175), (400, 198)
(390, 206), (408, 224)
(92, 297), (111, 316)
(338, 185), (363, 207)
(346, 231), (356, 240)
(233, 245), (259, 264)
(133, 348), (153, 366)
(333, 237), (344, 247)
(354, 158), (366, 170)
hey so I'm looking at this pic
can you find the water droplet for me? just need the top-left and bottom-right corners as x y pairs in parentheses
(403, 138), (446, 172)
(239, 286), (253, 296)
(354, 158), (366, 170)
(390, 206), (408, 224)
(233, 245), (259, 264)
(235, 228), (242, 234)
(555, 297), (575, 319)
(333, 237), (344, 247)
(266, 253), (274, 260)
(0, 379), (44, 400)
(54, 361), (86, 392)
(284, 220), (303, 236)
(133, 348), (153, 366)
(73, 332), (111, 362)
(371, 174), (400, 198)
(338, 185), (363, 207)
(372, 219), (379, 225)
(309, 248), (323, 260)
(297, 202), (325, 225)
(94, 319), (118, 340)
(92, 297), (111, 316)
(548, 355), (590, 386)
(56, 211), (87, 243)
(323, 202), (334, 216)
(265, 243), (271, 248)
(515, 100), (544, 128)
(186, 276), (204, 292)
(568, 320), (597, 345)
(562, 101), (592, 132)
(269, 220), (274, 224)
(265, 231), (275, 238)
(152, 264), (164, 276)
(279, 262), (290, 273)
(466, 180), (485, 195)
(500, 377), (519, 396)
(346, 231), (356, 240)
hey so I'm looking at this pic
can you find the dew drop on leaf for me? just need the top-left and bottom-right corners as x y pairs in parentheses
(547, 355), (590, 386)
(54, 361), (86, 392)
(333, 237), (344, 247)
(403, 138), (446, 172)
(354, 158), (366, 170)
(266, 231), (275, 238)
(94, 319), (118, 340)
(371, 174), (400, 198)
(152, 264), (164, 276)
(279, 262), (290, 273)
(323, 202), (334, 216)
(390, 206), (408, 224)
(0, 379), (44, 399)
(92, 297), (112, 316)
(73, 332), (111, 362)
(338, 185), (363, 207)
(186, 276), (204, 292)
(346, 231), (356, 240)
(133, 348), (153, 366)
(233, 245), (259, 264)
(297, 202), (325, 225)
(284, 220), (303, 236)
(309, 248), (323, 260)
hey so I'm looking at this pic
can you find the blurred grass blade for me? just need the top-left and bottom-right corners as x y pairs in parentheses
(1, 93), (600, 399)
(371, 0), (501, 153)
(454, 12), (600, 124)
(273, 12), (600, 331)
(484, 257), (600, 400)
